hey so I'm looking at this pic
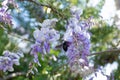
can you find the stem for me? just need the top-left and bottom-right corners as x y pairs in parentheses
(4, 72), (26, 80)
(90, 48), (120, 56)
(22, 0), (67, 20)
(8, 32), (34, 43)
(0, 25), (34, 43)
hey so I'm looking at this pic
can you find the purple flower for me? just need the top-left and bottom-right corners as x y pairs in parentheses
(32, 28), (59, 55)
(63, 28), (73, 42)
(0, 0), (18, 25)
(63, 6), (93, 77)
(70, 6), (83, 20)
(2, 0), (18, 8)
(3, 51), (21, 65)
(40, 18), (58, 27)
(0, 56), (14, 72)
(31, 43), (43, 55)
(33, 27), (60, 43)
(0, 7), (11, 25)
(31, 18), (60, 65)
(0, 50), (24, 72)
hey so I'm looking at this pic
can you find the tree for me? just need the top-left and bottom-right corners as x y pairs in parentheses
(0, 0), (119, 80)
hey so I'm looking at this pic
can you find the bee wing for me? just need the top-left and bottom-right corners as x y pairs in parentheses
(54, 44), (63, 50)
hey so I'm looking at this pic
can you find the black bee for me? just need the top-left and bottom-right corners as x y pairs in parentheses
(62, 41), (71, 51)
(55, 41), (71, 52)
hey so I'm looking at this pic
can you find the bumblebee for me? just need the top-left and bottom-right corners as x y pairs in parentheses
(62, 41), (71, 51)
(55, 41), (71, 52)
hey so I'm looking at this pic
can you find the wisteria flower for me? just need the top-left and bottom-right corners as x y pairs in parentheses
(40, 18), (58, 27)
(0, 0), (18, 25)
(0, 56), (14, 72)
(63, 6), (93, 77)
(31, 18), (60, 65)
(0, 50), (24, 72)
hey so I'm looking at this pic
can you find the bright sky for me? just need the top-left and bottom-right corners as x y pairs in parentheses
(88, 0), (116, 19)
(88, 0), (101, 7)
(100, 0), (116, 20)
(88, 0), (116, 26)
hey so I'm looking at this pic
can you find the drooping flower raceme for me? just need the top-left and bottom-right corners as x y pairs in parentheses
(31, 18), (60, 65)
(0, 0), (17, 25)
(64, 6), (93, 77)
(63, 6), (112, 80)
(0, 50), (24, 72)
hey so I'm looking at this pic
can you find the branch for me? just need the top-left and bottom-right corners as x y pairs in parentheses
(8, 32), (34, 43)
(4, 72), (26, 80)
(26, 0), (50, 7)
(90, 48), (120, 56)
(0, 25), (34, 43)
(22, 0), (67, 20)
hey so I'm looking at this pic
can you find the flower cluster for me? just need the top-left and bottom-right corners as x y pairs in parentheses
(0, 0), (17, 25)
(0, 50), (24, 72)
(64, 6), (93, 77)
(31, 18), (60, 65)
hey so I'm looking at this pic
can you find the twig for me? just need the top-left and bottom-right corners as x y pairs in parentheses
(8, 32), (34, 43)
(4, 72), (26, 80)
(90, 48), (120, 56)
(52, 63), (67, 73)
(116, 40), (120, 47)
(0, 25), (34, 43)
(22, 0), (67, 20)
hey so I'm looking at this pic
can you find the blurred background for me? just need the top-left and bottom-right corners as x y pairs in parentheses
(0, 0), (120, 80)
